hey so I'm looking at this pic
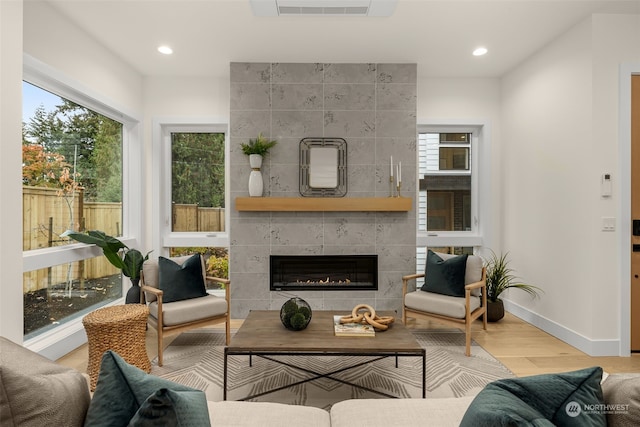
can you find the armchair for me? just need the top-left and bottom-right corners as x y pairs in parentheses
(402, 251), (486, 356)
(140, 254), (230, 366)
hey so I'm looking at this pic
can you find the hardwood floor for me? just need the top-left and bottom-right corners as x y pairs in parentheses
(57, 313), (640, 377)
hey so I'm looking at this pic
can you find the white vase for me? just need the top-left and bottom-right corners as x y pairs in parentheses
(248, 154), (263, 197)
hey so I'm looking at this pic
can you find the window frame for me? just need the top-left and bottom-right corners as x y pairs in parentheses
(22, 55), (142, 356)
(417, 121), (491, 250)
(152, 119), (230, 255)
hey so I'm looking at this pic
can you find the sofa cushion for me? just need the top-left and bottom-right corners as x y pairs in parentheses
(601, 373), (640, 427)
(421, 250), (468, 297)
(208, 401), (331, 426)
(330, 397), (475, 427)
(460, 366), (606, 427)
(129, 388), (210, 427)
(158, 254), (208, 303)
(0, 336), (91, 427)
(85, 350), (206, 426)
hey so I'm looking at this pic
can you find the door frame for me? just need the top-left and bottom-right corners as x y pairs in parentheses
(619, 63), (640, 356)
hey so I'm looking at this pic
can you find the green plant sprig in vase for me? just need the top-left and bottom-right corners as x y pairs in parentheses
(484, 250), (543, 321)
(240, 133), (278, 156)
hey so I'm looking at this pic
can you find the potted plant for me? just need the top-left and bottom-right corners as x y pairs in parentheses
(61, 229), (151, 304)
(240, 133), (277, 197)
(484, 250), (543, 322)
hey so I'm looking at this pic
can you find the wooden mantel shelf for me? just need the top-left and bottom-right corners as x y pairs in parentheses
(235, 197), (412, 212)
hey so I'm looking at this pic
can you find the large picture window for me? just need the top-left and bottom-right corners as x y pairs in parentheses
(21, 71), (138, 346)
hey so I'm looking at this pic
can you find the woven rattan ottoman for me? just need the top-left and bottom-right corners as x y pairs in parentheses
(82, 304), (150, 390)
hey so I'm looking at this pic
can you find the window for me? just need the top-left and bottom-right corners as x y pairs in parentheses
(416, 122), (490, 262)
(22, 82), (125, 339)
(155, 122), (229, 280)
(22, 57), (141, 354)
(170, 132), (225, 232)
(419, 132), (472, 232)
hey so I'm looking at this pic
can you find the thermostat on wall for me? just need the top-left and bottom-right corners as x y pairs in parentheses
(601, 173), (612, 197)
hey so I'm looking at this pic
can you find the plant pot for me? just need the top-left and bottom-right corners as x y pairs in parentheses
(486, 299), (505, 322)
(248, 154), (263, 197)
(125, 277), (141, 304)
(280, 297), (312, 331)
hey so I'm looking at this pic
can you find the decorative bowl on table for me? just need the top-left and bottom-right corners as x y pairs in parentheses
(280, 297), (312, 331)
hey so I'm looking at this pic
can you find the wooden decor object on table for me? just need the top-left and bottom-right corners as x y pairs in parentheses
(82, 304), (150, 391)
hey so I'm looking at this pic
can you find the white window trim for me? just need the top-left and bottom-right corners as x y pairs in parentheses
(416, 120), (492, 251)
(22, 54), (143, 358)
(152, 118), (230, 257)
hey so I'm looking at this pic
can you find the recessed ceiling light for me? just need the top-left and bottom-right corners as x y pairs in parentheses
(473, 47), (488, 56)
(157, 45), (173, 55)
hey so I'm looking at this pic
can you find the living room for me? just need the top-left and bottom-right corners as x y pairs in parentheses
(2, 0), (640, 369)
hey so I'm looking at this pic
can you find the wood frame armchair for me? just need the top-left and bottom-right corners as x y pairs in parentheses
(402, 253), (487, 357)
(140, 255), (230, 366)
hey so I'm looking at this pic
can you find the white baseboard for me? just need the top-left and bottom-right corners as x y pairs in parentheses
(503, 300), (623, 357)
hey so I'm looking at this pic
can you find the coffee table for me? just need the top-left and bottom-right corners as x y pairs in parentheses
(223, 310), (425, 400)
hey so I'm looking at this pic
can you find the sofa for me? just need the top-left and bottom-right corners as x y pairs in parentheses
(1, 335), (639, 426)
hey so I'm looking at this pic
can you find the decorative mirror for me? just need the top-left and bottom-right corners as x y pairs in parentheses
(299, 137), (347, 197)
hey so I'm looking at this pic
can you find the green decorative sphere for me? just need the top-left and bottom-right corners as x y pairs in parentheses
(280, 297), (312, 331)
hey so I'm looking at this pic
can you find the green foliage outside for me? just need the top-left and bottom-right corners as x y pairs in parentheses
(171, 132), (225, 208)
(22, 97), (123, 203)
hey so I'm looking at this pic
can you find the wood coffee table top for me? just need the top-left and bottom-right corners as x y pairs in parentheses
(228, 310), (422, 354)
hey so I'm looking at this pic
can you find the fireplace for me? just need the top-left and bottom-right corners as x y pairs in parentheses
(270, 255), (378, 291)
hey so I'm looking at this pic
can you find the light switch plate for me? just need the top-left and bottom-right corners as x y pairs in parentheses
(602, 217), (616, 231)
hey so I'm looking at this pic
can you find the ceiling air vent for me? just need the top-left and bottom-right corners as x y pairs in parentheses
(250, 0), (397, 17)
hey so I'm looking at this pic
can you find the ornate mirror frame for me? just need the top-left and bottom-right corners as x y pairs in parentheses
(299, 137), (347, 197)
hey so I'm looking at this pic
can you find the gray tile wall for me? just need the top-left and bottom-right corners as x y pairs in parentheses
(229, 62), (417, 318)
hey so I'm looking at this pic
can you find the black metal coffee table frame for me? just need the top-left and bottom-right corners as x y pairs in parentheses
(223, 348), (426, 401)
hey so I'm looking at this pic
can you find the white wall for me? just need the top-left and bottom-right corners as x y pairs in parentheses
(0, 0), (25, 344)
(23, 1), (142, 114)
(501, 15), (640, 356)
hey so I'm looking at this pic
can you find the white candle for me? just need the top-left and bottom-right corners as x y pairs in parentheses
(396, 165), (400, 186)
(398, 161), (402, 183)
(390, 156), (393, 178)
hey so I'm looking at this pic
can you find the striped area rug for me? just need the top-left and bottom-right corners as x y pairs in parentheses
(151, 328), (513, 410)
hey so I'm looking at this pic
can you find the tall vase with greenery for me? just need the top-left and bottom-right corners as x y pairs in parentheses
(62, 229), (151, 304)
(485, 250), (542, 322)
(240, 133), (277, 197)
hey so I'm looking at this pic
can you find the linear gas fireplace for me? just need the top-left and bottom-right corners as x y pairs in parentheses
(270, 255), (378, 291)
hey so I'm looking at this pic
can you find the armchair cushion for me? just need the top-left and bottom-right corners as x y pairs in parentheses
(148, 294), (228, 327)
(405, 290), (481, 319)
(158, 254), (208, 303)
(421, 250), (468, 297)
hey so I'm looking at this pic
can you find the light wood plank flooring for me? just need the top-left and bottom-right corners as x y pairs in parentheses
(57, 313), (640, 376)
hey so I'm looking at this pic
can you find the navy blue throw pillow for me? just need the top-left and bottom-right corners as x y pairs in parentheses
(420, 250), (468, 297)
(158, 254), (207, 303)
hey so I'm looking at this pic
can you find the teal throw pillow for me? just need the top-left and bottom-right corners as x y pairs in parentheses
(158, 254), (207, 303)
(84, 351), (205, 427)
(460, 366), (606, 427)
(421, 250), (468, 297)
(128, 388), (211, 427)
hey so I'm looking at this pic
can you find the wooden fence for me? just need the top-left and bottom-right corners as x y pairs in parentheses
(22, 186), (224, 293)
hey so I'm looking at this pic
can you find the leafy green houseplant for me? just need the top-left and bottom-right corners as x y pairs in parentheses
(61, 229), (151, 303)
(240, 133), (277, 156)
(484, 250), (543, 322)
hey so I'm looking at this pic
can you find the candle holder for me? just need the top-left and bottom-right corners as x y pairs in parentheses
(395, 182), (402, 198)
(389, 176), (395, 197)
